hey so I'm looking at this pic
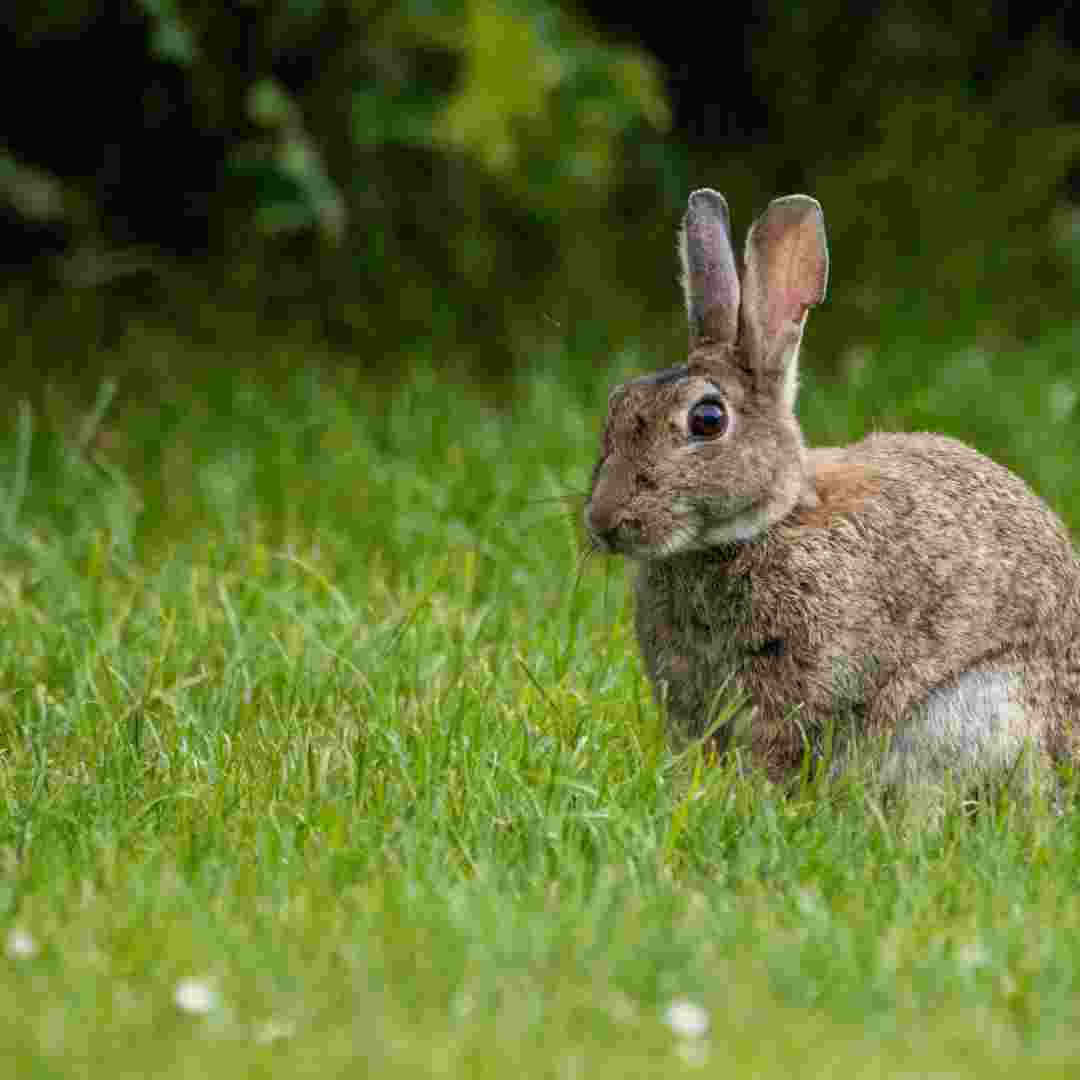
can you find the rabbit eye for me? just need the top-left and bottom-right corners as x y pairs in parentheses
(688, 399), (728, 439)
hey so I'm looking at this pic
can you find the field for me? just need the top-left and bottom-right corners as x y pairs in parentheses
(4, 319), (1080, 1076)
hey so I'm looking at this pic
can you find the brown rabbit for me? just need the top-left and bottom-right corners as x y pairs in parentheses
(585, 188), (1080, 796)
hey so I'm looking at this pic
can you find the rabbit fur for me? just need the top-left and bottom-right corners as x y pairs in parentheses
(585, 189), (1080, 792)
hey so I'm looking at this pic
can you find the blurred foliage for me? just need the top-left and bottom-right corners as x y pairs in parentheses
(742, 3), (1080, 344)
(2, 0), (676, 387)
(0, 1), (1077, 397)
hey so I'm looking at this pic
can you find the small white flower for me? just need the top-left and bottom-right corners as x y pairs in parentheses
(5, 928), (38, 959)
(174, 977), (218, 1015)
(663, 998), (710, 1040)
(1050, 381), (1077, 422)
(956, 942), (990, 972)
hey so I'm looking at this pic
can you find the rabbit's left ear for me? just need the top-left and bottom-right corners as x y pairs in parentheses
(740, 196), (828, 405)
(680, 189), (740, 348)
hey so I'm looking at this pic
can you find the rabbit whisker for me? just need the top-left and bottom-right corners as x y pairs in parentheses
(519, 491), (588, 508)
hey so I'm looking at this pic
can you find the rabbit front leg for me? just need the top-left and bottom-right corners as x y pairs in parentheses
(636, 613), (734, 750)
(634, 579), (750, 752)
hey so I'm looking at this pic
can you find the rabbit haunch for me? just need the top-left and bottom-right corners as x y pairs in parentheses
(585, 189), (1080, 788)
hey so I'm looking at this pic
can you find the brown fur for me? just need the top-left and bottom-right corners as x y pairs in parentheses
(792, 457), (881, 529)
(585, 190), (1080, 792)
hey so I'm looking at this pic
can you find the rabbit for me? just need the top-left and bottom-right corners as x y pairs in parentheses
(584, 188), (1080, 797)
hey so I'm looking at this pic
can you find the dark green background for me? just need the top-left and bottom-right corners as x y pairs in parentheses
(2, 1), (1078, 397)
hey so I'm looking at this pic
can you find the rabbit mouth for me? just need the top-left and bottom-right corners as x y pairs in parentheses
(586, 506), (711, 560)
(593, 528), (701, 560)
(586, 517), (648, 558)
(586, 494), (774, 559)
(585, 513), (663, 559)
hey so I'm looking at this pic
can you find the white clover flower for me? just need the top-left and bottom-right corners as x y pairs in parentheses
(5, 928), (38, 959)
(956, 942), (991, 972)
(663, 998), (710, 1040)
(1050, 381), (1077, 422)
(174, 977), (218, 1015)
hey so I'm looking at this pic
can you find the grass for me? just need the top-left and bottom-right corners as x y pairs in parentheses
(3, 319), (1080, 1076)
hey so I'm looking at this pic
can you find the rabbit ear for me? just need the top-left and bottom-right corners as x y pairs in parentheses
(679, 189), (740, 347)
(740, 195), (828, 404)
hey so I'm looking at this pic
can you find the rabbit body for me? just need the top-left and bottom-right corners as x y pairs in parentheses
(585, 189), (1080, 789)
(633, 428), (1080, 783)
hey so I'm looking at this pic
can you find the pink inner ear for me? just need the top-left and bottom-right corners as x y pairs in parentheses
(687, 218), (738, 341)
(751, 201), (828, 347)
(684, 191), (739, 345)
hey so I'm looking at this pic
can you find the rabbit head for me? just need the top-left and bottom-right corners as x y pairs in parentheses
(586, 190), (829, 558)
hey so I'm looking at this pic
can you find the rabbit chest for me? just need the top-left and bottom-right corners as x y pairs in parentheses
(633, 531), (876, 755)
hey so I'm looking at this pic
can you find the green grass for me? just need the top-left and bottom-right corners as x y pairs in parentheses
(4, 322), (1080, 1076)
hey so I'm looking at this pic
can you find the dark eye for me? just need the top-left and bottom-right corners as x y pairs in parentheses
(688, 399), (729, 439)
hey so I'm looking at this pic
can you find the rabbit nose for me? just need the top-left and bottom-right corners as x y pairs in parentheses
(585, 501), (641, 554)
(585, 499), (630, 552)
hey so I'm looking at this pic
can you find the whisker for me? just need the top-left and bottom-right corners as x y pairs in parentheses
(518, 504), (586, 528)
(515, 485), (588, 531)
(519, 491), (588, 507)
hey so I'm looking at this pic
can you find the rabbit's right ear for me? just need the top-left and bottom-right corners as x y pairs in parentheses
(679, 189), (740, 348)
(740, 196), (828, 405)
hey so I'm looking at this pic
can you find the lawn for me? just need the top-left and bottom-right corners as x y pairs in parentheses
(3, 320), (1080, 1076)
